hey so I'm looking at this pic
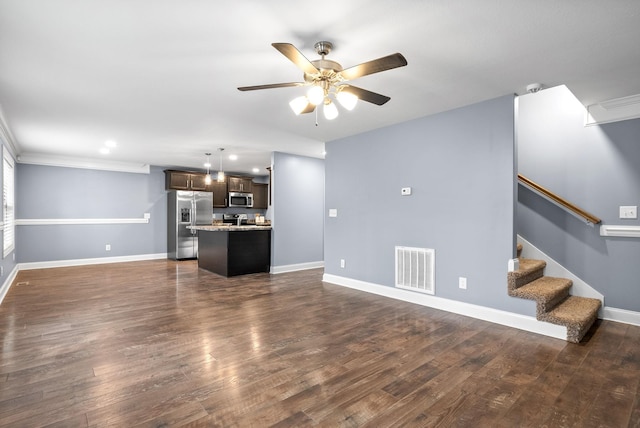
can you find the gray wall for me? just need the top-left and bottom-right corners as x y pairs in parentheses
(271, 152), (324, 268)
(325, 95), (533, 315)
(16, 164), (167, 263)
(517, 85), (640, 311)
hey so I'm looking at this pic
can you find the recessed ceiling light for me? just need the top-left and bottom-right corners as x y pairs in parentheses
(228, 154), (238, 161)
(105, 140), (117, 148)
(252, 168), (260, 173)
(99, 147), (110, 155)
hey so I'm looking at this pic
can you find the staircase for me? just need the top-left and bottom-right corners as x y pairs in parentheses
(507, 244), (601, 343)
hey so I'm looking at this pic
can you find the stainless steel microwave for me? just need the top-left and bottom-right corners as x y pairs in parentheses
(228, 192), (254, 208)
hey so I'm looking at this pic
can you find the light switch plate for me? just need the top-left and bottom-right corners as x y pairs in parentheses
(620, 206), (638, 219)
(329, 209), (338, 218)
(401, 187), (412, 196)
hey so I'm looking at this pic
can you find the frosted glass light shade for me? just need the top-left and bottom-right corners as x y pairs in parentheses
(205, 174), (212, 185)
(217, 171), (225, 182)
(307, 86), (325, 105)
(323, 100), (339, 120)
(336, 91), (358, 110)
(289, 96), (309, 115)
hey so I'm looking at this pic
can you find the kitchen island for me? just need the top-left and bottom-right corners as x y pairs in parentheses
(188, 225), (271, 277)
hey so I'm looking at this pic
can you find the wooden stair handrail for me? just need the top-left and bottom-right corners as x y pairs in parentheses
(518, 174), (601, 225)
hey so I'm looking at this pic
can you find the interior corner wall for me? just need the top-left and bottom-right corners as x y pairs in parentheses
(325, 94), (532, 315)
(517, 85), (640, 312)
(16, 164), (167, 263)
(271, 152), (324, 269)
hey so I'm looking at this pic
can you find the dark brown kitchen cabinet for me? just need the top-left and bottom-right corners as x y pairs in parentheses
(165, 170), (208, 191)
(227, 176), (252, 193)
(252, 183), (268, 209)
(209, 180), (228, 208)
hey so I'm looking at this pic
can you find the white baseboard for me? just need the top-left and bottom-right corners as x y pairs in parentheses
(322, 273), (567, 341)
(271, 261), (324, 274)
(0, 264), (20, 305)
(602, 306), (640, 327)
(18, 253), (168, 271)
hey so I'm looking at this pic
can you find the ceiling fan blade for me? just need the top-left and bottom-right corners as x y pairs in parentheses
(339, 53), (407, 81)
(339, 85), (391, 105)
(300, 103), (316, 114)
(237, 82), (305, 91)
(272, 43), (319, 75)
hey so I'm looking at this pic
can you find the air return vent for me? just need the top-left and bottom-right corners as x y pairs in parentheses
(395, 246), (435, 295)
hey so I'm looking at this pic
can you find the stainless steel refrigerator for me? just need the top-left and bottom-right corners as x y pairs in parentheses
(168, 190), (213, 260)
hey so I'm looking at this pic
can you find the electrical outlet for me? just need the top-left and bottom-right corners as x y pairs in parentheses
(459, 277), (467, 289)
(105, 244), (111, 251)
(620, 206), (638, 219)
(340, 259), (346, 268)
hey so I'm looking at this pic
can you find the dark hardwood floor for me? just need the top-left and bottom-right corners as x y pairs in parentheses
(0, 260), (639, 427)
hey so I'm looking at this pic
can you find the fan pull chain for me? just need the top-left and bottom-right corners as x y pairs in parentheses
(315, 107), (319, 127)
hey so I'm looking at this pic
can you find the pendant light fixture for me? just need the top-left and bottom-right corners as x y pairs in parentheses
(204, 152), (212, 185)
(217, 148), (225, 183)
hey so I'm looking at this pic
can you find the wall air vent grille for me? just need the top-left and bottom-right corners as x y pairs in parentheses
(395, 246), (435, 295)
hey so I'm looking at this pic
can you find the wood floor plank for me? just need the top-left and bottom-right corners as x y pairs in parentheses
(1, 260), (640, 426)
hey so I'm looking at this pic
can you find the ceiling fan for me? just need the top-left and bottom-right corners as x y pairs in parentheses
(237, 41), (407, 119)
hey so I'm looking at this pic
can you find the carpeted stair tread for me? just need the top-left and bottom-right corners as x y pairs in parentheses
(506, 251), (601, 342)
(507, 258), (546, 292)
(539, 296), (601, 343)
(510, 276), (572, 314)
(516, 243), (523, 258)
(512, 258), (546, 277)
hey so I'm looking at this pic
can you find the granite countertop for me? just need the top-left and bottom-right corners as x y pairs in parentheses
(187, 225), (272, 232)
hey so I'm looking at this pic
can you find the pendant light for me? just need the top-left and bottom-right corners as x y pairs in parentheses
(217, 148), (225, 183)
(204, 152), (212, 185)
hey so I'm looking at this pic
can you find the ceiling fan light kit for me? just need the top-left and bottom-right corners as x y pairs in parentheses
(289, 96), (309, 115)
(323, 99), (339, 120)
(336, 89), (358, 111)
(307, 85), (326, 106)
(238, 40), (407, 121)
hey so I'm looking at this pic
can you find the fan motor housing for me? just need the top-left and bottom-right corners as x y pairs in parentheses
(304, 59), (343, 83)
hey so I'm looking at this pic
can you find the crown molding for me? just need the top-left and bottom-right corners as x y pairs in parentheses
(17, 152), (150, 174)
(0, 105), (19, 157)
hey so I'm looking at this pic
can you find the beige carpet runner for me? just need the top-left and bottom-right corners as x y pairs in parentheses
(507, 244), (600, 343)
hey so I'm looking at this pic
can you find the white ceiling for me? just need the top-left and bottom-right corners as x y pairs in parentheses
(1, 1), (639, 175)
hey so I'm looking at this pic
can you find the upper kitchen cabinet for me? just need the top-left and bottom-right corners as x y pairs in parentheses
(165, 170), (208, 191)
(252, 183), (268, 209)
(210, 180), (228, 208)
(227, 176), (252, 193)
